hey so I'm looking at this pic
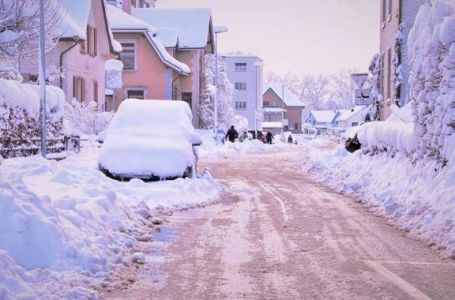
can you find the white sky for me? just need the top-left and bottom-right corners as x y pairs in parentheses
(157, 0), (380, 77)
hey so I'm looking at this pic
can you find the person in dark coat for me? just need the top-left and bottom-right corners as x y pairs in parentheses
(287, 135), (293, 144)
(266, 132), (274, 144)
(225, 125), (238, 143)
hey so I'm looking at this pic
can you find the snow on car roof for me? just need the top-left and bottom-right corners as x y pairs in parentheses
(264, 83), (304, 107)
(132, 8), (213, 49)
(98, 99), (197, 178)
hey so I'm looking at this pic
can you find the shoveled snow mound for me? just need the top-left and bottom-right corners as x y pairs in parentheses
(0, 142), (220, 299)
(197, 130), (297, 158)
(298, 140), (455, 257)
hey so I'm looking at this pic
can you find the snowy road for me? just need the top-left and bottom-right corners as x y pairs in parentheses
(103, 150), (455, 299)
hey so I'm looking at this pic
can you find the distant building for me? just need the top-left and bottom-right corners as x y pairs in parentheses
(223, 55), (264, 131)
(306, 110), (339, 135)
(379, 0), (425, 118)
(106, 2), (190, 111)
(132, 8), (215, 127)
(336, 107), (365, 128)
(263, 83), (305, 135)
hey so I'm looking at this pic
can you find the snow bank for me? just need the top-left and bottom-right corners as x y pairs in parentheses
(197, 130), (296, 158)
(99, 99), (197, 178)
(0, 142), (220, 298)
(0, 79), (65, 115)
(408, 0), (455, 163)
(298, 140), (455, 257)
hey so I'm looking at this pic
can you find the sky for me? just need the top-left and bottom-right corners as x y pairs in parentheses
(157, 0), (380, 77)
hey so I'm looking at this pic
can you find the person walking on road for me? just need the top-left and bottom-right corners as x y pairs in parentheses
(266, 132), (274, 144)
(225, 125), (238, 143)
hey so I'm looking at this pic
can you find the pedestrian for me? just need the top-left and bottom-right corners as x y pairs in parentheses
(266, 132), (274, 144)
(287, 134), (293, 144)
(225, 125), (238, 143)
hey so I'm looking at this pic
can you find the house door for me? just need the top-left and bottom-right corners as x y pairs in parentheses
(182, 92), (192, 109)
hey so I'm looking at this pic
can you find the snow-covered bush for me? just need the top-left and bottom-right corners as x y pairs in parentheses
(64, 99), (114, 135)
(366, 54), (383, 120)
(199, 54), (234, 129)
(0, 79), (65, 158)
(408, 0), (455, 164)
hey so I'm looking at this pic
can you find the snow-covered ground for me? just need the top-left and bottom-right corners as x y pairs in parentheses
(0, 139), (220, 299)
(294, 137), (455, 257)
(197, 129), (299, 158)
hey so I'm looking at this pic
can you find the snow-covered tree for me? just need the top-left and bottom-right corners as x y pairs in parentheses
(64, 99), (113, 135)
(0, 0), (63, 80)
(365, 53), (384, 121)
(329, 70), (357, 109)
(408, 0), (455, 164)
(199, 54), (234, 129)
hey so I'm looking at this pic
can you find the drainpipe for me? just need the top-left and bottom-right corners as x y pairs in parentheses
(172, 73), (181, 100)
(59, 36), (80, 89)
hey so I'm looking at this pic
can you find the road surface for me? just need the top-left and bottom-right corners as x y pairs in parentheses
(102, 150), (455, 299)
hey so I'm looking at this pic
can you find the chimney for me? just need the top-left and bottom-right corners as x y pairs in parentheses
(122, 0), (131, 14)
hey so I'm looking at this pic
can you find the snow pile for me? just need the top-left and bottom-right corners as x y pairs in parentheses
(99, 99), (197, 178)
(0, 142), (220, 299)
(197, 130), (295, 158)
(408, 0), (455, 164)
(0, 80), (65, 158)
(297, 140), (455, 257)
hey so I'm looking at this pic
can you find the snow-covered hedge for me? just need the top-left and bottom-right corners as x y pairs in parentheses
(357, 121), (416, 156)
(0, 79), (65, 158)
(408, 0), (455, 164)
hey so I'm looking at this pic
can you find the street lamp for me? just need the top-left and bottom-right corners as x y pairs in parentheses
(254, 59), (264, 139)
(213, 25), (228, 145)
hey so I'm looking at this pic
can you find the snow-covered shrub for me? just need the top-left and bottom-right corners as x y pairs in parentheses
(64, 99), (114, 136)
(0, 79), (65, 158)
(408, 0), (455, 164)
(199, 54), (234, 129)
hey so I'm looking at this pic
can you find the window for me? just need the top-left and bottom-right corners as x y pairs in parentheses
(182, 92), (192, 108)
(73, 76), (85, 102)
(126, 89), (145, 99)
(235, 63), (247, 72)
(271, 100), (277, 107)
(387, 48), (392, 99)
(235, 101), (247, 110)
(93, 80), (98, 102)
(119, 43), (135, 70)
(388, 0), (392, 17)
(382, 0), (386, 23)
(87, 26), (97, 56)
(235, 82), (247, 91)
(263, 101), (270, 107)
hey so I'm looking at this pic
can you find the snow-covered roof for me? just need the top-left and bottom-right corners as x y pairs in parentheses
(60, 0), (120, 53)
(156, 28), (179, 48)
(132, 8), (213, 50)
(336, 106), (364, 122)
(310, 110), (338, 123)
(263, 107), (286, 113)
(264, 83), (304, 107)
(262, 122), (283, 129)
(106, 6), (190, 75)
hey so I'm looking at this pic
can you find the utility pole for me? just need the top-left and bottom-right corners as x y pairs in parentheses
(39, 0), (47, 158)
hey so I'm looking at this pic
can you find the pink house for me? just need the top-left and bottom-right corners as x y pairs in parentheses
(132, 8), (215, 127)
(20, 0), (121, 110)
(106, 1), (190, 111)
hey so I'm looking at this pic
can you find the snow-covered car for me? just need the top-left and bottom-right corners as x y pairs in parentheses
(98, 99), (202, 181)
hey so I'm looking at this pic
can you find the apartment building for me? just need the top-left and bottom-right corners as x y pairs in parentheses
(379, 0), (425, 118)
(222, 55), (264, 131)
